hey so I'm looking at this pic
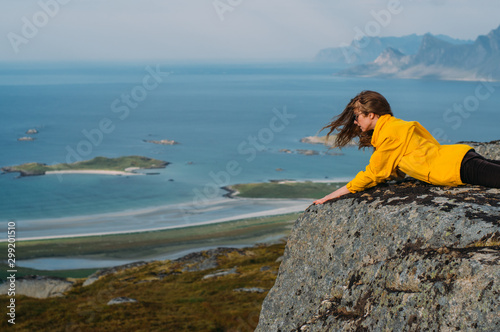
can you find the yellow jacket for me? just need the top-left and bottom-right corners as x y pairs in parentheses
(346, 115), (472, 193)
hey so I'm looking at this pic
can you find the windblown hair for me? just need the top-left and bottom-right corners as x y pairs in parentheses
(321, 90), (393, 149)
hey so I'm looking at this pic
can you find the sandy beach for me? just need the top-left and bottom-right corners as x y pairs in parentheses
(11, 198), (309, 270)
(9, 197), (311, 241)
(14, 211), (302, 271)
(45, 169), (143, 176)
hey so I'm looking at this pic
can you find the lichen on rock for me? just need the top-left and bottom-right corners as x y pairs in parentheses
(256, 141), (500, 332)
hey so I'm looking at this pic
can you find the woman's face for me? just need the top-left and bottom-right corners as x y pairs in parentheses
(354, 108), (379, 132)
(354, 111), (371, 132)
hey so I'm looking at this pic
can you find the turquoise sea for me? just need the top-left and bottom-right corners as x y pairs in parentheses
(1, 62), (500, 241)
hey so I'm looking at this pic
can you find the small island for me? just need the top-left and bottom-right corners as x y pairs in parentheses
(143, 139), (179, 145)
(300, 135), (337, 146)
(17, 137), (36, 142)
(2, 156), (169, 177)
(223, 181), (347, 199)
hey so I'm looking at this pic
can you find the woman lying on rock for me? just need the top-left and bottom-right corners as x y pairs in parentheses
(314, 90), (500, 205)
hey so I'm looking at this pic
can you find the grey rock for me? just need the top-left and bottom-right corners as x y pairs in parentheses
(178, 252), (218, 273)
(82, 248), (246, 287)
(234, 287), (267, 293)
(83, 261), (148, 287)
(257, 142), (500, 331)
(82, 276), (100, 287)
(462, 140), (500, 160)
(202, 267), (238, 280)
(107, 297), (138, 305)
(176, 247), (246, 272)
(0, 275), (73, 299)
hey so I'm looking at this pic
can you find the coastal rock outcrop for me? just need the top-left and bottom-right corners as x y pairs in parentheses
(256, 142), (500, 331)
(1, 164), (46, 176)
(0, 275), (73, 299)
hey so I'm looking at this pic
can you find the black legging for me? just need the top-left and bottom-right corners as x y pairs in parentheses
(460, 150), (500, 188)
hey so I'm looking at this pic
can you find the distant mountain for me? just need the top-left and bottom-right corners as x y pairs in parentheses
(336, 25), (500, 81)
(315, 34), (472, 65)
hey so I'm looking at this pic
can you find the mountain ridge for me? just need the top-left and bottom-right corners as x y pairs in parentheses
(336, 25), (500, 81)
(315, 33), (472, 65)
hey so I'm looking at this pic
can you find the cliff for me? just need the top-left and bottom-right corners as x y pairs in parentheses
(256, 142), (500, 331)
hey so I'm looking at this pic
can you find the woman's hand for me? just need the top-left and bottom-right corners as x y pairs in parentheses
(313, 185), (351, 204)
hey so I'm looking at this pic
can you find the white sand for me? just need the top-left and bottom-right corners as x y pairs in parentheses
(45, 170), (142, 176)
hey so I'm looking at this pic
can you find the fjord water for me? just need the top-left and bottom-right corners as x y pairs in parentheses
(1, 62), (499, 238)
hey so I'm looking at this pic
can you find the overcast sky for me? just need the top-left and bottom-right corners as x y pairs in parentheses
(1, 0), (499, 62)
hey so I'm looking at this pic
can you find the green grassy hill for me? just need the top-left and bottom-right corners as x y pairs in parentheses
(2, 156), (169, 176)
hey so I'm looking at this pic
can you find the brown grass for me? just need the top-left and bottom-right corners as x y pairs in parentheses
(0, 243), (286, 331)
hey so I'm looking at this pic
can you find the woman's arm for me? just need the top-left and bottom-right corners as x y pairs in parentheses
(313, 185), (351, 205)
